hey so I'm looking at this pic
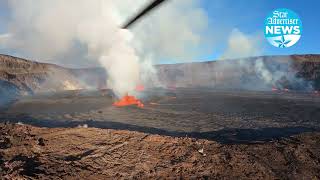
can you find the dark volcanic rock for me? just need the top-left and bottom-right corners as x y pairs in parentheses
(156, 54), (320, 91)
(0, 79), (20, 106)
(0, 54), (106, 97)
(0, 54), (319, 101)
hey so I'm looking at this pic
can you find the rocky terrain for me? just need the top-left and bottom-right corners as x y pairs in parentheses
(0, 54), (106, 95)
(0, 54), (320, 179)
(157, 54), (320, 90)
(1, 88), (319, 136)
(1, 123), (320, 179)
(1, 54), (319, 99)
(0, 54), (106, 106)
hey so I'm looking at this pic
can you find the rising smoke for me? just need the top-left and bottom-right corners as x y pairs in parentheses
(220, 28), (262, 59)
(2, 0), (212, 96)
(130, 0), (211, 61)
(3, 0), (141, 96)
(217, 28), (313, 91)
(3, 0), (311, 94)
(156, 28), (313, 91)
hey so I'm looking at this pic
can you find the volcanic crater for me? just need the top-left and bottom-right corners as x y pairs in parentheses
(0, 54), (320, 179)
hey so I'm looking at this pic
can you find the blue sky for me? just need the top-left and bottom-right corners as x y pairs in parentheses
(199, 0), (320, 60)
(0, 1), (8, 34)
(0, 0), (319, 63)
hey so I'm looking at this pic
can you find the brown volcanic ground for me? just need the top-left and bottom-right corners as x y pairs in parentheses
(0, 88), (320, 179)
(0, 54), (320, 179)
(1, 123), (320, 179)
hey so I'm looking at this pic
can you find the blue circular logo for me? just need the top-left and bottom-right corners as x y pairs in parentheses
(264, 8), (302, 48)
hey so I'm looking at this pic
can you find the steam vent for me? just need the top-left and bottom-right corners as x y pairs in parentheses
(1, 0), (320, 178)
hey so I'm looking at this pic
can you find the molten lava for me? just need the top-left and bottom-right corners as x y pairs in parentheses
(135, 85), (145, 92)
(113, 94), (144, 108)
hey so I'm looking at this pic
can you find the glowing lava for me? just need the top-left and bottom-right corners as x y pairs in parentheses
(113, 94), (144, 108)
(135, 85), (145, 92)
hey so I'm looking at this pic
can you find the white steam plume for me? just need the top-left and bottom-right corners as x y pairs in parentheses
(213, 29), (312, 91)
(221, 28), (262, 59)
(4, 0), (141, 96)
(2, 0), (212, 95)
(131, 0), (211, 62)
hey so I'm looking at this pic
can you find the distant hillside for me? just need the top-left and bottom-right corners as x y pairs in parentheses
(0, 54), (319, 105)
(156, 54), (320, 91)
(0, 54), (106, 103)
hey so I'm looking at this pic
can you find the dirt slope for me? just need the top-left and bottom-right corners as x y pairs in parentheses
(0, 123), (319, 179)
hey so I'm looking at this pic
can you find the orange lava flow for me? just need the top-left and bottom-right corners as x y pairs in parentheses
(113, 94), (144, 108)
